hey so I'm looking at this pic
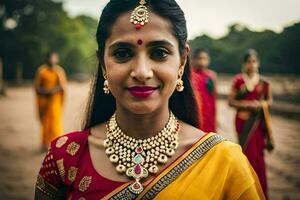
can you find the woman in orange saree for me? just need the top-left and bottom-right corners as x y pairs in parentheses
(35, 1), (264, 199)
(228, 49), (274, 199)
(35, 52), (67, 149)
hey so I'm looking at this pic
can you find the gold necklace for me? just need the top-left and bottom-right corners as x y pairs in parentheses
(104, 112), (180, 194)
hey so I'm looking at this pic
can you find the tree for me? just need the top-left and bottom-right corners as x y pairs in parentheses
(189, 22), (300, 74)
(0, 0), (98, 80)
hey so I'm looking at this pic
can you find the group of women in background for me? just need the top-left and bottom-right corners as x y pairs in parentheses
(191, 48), (274, 199)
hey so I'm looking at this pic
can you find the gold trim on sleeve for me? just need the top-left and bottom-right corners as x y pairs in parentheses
(35, 175), (59, 198)
(36, 174), (46, 189)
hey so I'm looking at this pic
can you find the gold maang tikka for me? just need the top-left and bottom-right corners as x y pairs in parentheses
(130, 0), (149, 30)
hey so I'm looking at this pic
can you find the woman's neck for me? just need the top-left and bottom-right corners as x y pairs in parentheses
(194, 65), (208, 71)
(245, 71), (257, 78)
(46, 63), (56, 69)
(115, 104), (170, 139)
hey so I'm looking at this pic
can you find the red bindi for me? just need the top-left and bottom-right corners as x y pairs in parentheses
(137, 39), (143, 45)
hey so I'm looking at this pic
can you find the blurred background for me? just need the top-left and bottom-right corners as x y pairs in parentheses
(0, 0), (299, 199)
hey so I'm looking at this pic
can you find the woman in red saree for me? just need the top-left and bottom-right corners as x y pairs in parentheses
(35, 1), (264, 199)
(191, 48), (217, 132)
(228, 49), (274, 199)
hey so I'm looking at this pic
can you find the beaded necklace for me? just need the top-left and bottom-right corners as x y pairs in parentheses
(104, 112), (180, 194)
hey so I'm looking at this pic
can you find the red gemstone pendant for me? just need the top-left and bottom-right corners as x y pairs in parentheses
(135, 146), (143, 154)
(135, 23), (142, 29)
(129, 181), (144, 194)
(134, 164), (142, 174)
(133, 182), (141, 189)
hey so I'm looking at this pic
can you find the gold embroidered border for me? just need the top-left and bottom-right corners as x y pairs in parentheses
(35, 175), (58, 199)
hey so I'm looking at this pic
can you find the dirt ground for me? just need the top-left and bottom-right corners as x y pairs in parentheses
(0, 82), (299, 200)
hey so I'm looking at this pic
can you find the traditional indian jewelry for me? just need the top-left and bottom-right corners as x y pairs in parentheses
(176, 70), (185, 92)
(103, 79), (110, 94)
(176, 79), (184, 92)
(130, 0), (149, 30)
(104, 112), (180, 194)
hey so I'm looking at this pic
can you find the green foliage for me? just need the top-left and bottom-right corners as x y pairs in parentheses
(1, 0), (299, 80)
(0, 0), (98, 80)
(189, 22), (300, 74)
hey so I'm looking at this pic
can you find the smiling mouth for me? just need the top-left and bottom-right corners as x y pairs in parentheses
(127, 86), (159, 99)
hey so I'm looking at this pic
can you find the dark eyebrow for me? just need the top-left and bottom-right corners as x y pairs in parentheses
(109, 42), (135, 51)
(108, 40), (175, 51)
(146, 40), (174, 48)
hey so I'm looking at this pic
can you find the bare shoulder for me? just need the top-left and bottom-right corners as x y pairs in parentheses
(178, 121), (206, 150)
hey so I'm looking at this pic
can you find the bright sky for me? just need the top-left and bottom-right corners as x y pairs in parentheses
(62, 0), (300, 39)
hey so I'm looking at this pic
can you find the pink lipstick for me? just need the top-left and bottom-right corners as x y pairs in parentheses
(128, 86), (158, 99)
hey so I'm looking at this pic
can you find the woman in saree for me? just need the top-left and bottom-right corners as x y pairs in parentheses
(35, 52), (67, 150)
(228, 49), (274, 199)
(191, 48), (217, 132)
(35, 1), (265, 199)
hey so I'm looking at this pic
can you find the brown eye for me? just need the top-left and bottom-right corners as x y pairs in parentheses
(151, 48), (169, 60)
(113, 49), (133, 62)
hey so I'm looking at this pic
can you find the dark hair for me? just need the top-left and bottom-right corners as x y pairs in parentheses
(243, 49), (259, 63)
(46, 51), (57, 59)
(193, 48), (210, 58)
(83, 0), (199, 129)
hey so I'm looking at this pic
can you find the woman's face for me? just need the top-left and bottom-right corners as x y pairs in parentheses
(243, 55), (260, 73)
(47, 53), (59, 66)
(193, 52), (210, 69)
(103, 11), (188, 115)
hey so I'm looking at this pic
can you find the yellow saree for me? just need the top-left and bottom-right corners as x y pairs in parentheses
(35, 64), (66, 146)
(104, 133), (265, 200)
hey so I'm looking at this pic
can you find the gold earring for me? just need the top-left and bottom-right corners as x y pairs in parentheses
(176, 78), (184, 92)
(103, 80), (110, 94)
(176, 70), (184, 92)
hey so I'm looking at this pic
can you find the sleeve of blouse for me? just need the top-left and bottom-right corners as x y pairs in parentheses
(264, 81), (271, 100)
(232, 75), (241, 91)
(34, 148), (66, 200)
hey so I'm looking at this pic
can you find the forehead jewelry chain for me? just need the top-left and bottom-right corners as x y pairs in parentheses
(104, 112), (180, 194)
(130, 0), (149, 30)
